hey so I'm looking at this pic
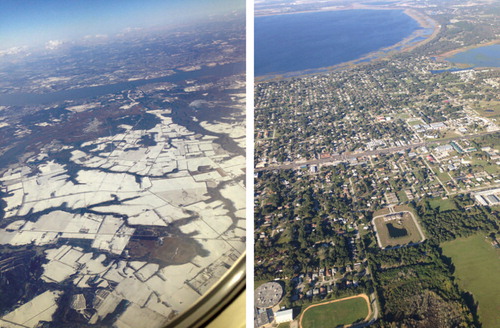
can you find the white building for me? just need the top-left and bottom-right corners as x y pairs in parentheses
(473, 188), (500, 206)
(275, 309), (293, 323)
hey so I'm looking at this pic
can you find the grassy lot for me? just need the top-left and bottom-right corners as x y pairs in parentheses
(407, 119), (425, 126)
(397, 190), (409, 203)
(440, 130), (462, 140)
(393, 205), (416, 213)
(277, 323), (290, 328)
(397, 113), (411, 119)
(442, 234), (500, 328)
(436, 170), (453, 183)
(470, 157), (500, 175)
(373, 207), (391, 217)
(301, 296), (369, 328)
(428, 198), (457, 212)
(374, 212), (425, 248)
(474, 100), (500, 118)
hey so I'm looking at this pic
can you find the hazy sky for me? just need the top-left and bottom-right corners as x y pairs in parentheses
(0, 0), (244, 50)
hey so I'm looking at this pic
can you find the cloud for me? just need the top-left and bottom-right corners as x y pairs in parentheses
(45, 40), (64, 50)
(123, 27), (143, 33)
(83, 34), (108, 40)
(0, 46), (26, 56)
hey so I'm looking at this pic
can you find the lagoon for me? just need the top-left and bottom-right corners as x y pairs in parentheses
(448, 44), (500, 68)
(255, 9), (421, 77)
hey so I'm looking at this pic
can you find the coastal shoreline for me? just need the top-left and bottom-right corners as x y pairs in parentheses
(255, 6), (441, 82)
(401, 8), (441, 52)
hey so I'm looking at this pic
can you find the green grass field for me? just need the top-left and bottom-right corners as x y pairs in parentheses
(470, 157), (500, 175)
(436, 171), (453, 183)
(439, 130), (462, 140)
(301, 296), (369, 328)
(397, 190), (409, 203)
(442, 234), (500, 328)
(393, 205), (418, 216)
(407, 119), (424, 126)
(428, 198), (457, 212)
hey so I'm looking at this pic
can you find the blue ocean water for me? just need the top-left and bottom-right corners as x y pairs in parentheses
(448, 44), (500, 68)
(255, 10), (421, 76)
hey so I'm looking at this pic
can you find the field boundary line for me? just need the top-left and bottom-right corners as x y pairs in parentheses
(298, 293), (372, 328)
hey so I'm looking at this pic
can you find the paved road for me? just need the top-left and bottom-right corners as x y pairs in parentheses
(256, 130), (499, 172)
(420, 154), (450, 195)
